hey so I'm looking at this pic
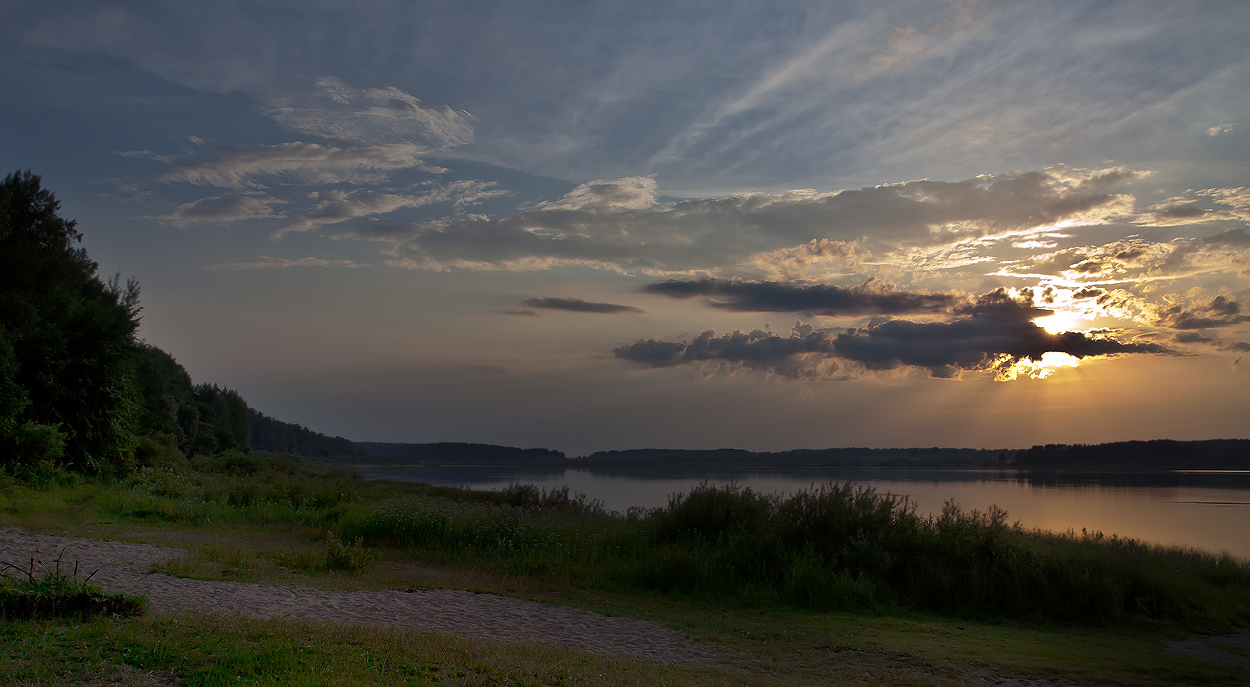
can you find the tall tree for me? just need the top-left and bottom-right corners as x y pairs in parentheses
(0, 169), (142, 471)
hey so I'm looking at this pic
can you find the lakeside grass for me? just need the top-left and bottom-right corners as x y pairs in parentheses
(3, 451), (1250, 685)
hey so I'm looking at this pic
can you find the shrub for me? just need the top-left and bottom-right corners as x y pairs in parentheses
(324, 533), (379, 573)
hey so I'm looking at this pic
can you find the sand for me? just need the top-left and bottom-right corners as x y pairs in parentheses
(0, 526), (715, 665)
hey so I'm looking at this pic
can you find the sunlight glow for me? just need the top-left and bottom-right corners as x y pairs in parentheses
(994, 352), (1082, 381)
(1034, 312), (1084, 334)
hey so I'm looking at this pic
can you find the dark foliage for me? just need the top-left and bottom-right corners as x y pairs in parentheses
(189, 383), (249, 456)
(0, 169), (142, 471)
(1015, 439), (1250, 469)
(249, 408), (362, 458)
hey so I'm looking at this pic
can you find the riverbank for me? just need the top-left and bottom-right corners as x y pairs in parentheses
(3, 455), (1249, 685)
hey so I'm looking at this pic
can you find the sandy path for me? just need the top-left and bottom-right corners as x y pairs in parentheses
(0, 527), (715, 665)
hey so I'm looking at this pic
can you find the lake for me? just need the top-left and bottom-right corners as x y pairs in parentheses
(357, 465), (1250, 560)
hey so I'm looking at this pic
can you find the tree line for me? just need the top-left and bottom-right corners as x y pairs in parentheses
(0, 168), (254, 472)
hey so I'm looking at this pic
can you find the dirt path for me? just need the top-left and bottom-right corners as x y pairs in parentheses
(0, 527), (715, 665)
(1166, 629), (1250, 670)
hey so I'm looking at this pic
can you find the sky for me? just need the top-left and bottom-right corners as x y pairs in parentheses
(2, 0), (1248, 456)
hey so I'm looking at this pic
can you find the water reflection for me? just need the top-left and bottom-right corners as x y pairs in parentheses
(357, 465), (1250, 559)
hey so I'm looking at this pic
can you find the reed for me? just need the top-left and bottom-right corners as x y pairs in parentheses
(7, 453), (1250, 627)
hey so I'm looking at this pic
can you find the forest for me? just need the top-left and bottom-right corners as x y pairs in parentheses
(0, 168), (251, 472)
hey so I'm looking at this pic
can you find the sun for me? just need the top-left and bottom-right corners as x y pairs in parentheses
(1033, 311), (1085, 335)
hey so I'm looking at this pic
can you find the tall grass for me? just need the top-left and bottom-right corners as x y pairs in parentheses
(8, 454), (1250, 627)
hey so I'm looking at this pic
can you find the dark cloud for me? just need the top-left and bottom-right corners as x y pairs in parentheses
(523, 297), (644, 314)
(613, 324), (840, 379)
(833, 291), (1171, 378)
(1072, 287), (1105, 299)
(641, 277), (955, 316)
(1157, 296), (1250, 330)
(615, 290), (1172, 380)
(1204, 229), (1250, 247)
(1175, 331), (1213, 344)
(501, 308), (539, 317)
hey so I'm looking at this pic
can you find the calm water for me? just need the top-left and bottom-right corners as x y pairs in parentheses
(358, 465), (1250, 560)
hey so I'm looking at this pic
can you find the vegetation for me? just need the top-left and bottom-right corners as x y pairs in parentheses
(4, 457), (1249, 684)
(0, 169), (143, 471)
(4, 453), (1247, 629)
(1016, 439), (1250, 469)
(1, 614), (724, 687)
(249, 407), (363, 458)
(1, 554), (145, 620)
(0, 168), (253, 474)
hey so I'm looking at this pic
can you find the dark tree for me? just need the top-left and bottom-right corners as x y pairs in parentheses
(0, 169), (142, 470)
(248, 408), (362, 458)
(133, 343), (197, 452)
(189, 383), (250, 456)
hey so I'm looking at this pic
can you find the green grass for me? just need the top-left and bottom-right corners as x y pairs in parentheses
(1, 554), (146, 620)
(3, 452), (1250, 685)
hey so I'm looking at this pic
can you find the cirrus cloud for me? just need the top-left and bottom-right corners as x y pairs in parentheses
(264, 77), (474, 148)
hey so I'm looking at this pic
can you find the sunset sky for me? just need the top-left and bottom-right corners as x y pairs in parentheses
(2, 1), (1248, 455)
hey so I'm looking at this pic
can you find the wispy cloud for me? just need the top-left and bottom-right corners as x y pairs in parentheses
(153, 194), (285, 228)
(264, 77), (474, 147)
(276, 181), (505, 237)
(157, 142), (441, 189)
(207, 256), (369, 271)
(357, 168), (1147, 275)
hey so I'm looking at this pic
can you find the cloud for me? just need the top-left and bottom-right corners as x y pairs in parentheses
(359, 168), (1146, 275)
(1003, 230), (1250, 286)
(277, 181), (505, 237)
(153, 194), (284, 228)
(746, 239), (859, 280)
(207, 256), (368, 271)
(1156, 295), (1250, 330)
(1175, 331), (1213, 344)
(537, 177), (658, 212)
(1135, 200), (1237, 227)
(500, 308), (539, 317)
(265, 77), (474, 148)
(614, 289), (1172, 381)
(522, 297), (644, 314)
(613, 322), (842, 379)
(158, 142), (440, 189)
(832, 290), (1172, 379)
(641, 277), (955, 316)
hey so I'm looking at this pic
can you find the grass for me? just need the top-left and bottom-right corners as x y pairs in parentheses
(3, 452), (1250, 685)
(1, 553), (146, 620)
(0, 614), (732, 687)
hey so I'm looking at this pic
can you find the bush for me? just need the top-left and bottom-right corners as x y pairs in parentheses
(323, 533), (378, 573)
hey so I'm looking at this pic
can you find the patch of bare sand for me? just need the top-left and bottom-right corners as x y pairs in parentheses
(0, 527), (715, 665)
(1166, 629), (1250, 670)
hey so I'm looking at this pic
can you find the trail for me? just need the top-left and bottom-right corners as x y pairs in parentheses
(0, 527), (714, 665)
